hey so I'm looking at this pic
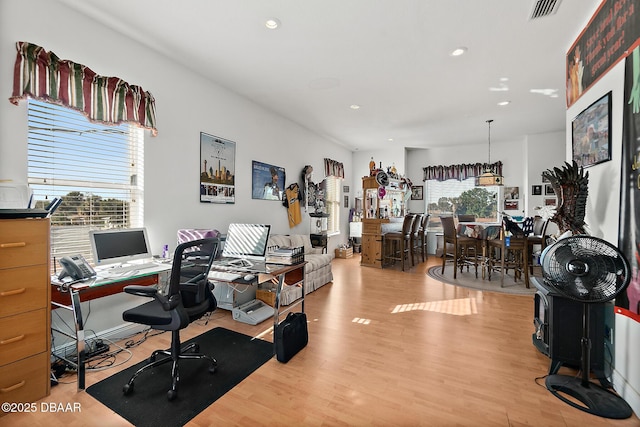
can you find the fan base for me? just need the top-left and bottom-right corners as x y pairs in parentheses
(546, 375), (633, 419)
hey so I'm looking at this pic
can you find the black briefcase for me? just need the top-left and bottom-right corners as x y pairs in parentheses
(275, 312), (308, 363)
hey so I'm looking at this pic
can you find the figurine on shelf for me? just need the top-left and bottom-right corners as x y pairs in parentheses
(369, 157), (376, 176)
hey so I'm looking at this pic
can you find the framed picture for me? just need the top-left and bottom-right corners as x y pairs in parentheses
(542, 173), (549, 183)
(532, 185), (542, 196)
(200, 132), (236, 204)
(544, 197), (557, 207)
(571, 91), (612, 168)
(252, 160), (286, 200)
(343, 185), (350, 193)
(504, 200), (519, 210)
(545, 184), (555, 195)
(411, 185), (423, 200)
(504, 186), (519, 199)
(344, 195), (349, 208)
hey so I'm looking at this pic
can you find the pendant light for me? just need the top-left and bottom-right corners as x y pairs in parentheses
(475, 119), (504, 186)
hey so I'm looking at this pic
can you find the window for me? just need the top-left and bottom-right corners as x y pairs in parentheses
(28, 100), (145, 268)
(425, 178), (499, 231)
(324, 176), (341, 235)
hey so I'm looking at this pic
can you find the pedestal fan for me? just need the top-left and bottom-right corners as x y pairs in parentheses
(540, 235), (633, 419)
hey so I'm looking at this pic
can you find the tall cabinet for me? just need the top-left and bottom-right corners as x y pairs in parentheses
(361, 176), (408, 268)
(0, 218), (51, 406)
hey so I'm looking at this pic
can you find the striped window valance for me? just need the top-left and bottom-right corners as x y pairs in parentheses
(324, 158), (344, 178)
(423, 161), (502, 182)
(9, 41), (157, 136)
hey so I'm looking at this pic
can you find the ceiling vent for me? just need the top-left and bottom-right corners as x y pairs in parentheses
(529, 0), (563, 20)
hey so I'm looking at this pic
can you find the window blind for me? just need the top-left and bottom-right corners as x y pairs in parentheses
(324, 176), (341, 234)
(28, 99), (144, 266)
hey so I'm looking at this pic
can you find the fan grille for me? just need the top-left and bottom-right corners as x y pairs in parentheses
(541, 235), (630, 303)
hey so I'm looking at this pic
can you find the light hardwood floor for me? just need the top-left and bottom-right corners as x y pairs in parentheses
(2, 255), (639, 426)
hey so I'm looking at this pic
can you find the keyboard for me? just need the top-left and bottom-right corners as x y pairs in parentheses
(100, 262), (159, 277)
(208, 270), (242, 282)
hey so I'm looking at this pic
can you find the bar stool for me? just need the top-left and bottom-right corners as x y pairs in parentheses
(410, 213), (423, 266)
(383, 214), (415, 271)
(417, 214), (430, 263)
(440, 216), (481, 278)
(486, 222), (529, 287)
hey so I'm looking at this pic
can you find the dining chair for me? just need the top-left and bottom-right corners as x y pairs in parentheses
(486, 222), (529, 287)
(383, 214), (415, 271)
(527, 215), (549, 273)
(440, 216), (481, 278)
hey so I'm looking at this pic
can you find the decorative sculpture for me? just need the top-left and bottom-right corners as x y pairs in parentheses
(542, 161), (589, 235)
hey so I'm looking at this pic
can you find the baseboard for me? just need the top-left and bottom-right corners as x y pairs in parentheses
(612, 370), (640, 417)
(51, 322), (149, 360)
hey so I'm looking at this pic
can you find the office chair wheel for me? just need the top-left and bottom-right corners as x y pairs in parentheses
(167, 389), (177, 401)
(208, 364), (217, 374)
(123, 383), (133, 395)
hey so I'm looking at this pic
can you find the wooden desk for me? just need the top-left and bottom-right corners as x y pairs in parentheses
(211, 262), (307, 355)
(51, 266), (170, 390)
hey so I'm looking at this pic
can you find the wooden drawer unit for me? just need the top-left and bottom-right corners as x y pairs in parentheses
(0, 309), (48, 366)
(0, 353), (49, 404)
(0, 218), (49, 269)
(0, 218), (50, 408)
(0, 264), (49, 318)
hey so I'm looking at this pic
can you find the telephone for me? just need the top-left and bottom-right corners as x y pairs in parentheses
(58, 254), (96, 280)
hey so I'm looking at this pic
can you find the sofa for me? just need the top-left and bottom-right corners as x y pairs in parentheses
(266, 234), (334, 305)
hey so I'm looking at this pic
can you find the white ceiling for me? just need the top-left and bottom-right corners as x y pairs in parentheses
(58, 0), (600, 151)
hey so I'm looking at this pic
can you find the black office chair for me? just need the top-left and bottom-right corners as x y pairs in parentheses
(122, 237), (219, 401)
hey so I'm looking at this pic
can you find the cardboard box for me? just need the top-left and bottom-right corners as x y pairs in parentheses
(335, 247), (353, 258)
(256, 288), (276, 307)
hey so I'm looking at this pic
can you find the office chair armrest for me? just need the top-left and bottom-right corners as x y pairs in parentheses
(124, 285), (158, 298)
(124, 285), (177, 310)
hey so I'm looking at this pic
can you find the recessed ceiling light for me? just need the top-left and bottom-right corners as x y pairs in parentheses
(450, 47), (468, 56)
(388, 138), (394, 142)
(350, 104), (361, 110)
(265, 18), (280, 29)
(497, 101), (511, 106)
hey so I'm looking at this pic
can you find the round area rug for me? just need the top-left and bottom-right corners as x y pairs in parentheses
(427, 265), (537, 295)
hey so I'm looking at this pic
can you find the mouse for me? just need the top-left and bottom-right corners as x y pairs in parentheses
(243, 274), (255, 281)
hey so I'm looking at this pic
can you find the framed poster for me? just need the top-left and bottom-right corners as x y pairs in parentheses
(252, 161), (286, 200)
(532, 185), (542, 196)
(571, 91), (612, 168)
(200, 132), (235, 204)
(545, 184), (555, 195)
(544, 197), (557, 207)
(411, 185), (423, 200)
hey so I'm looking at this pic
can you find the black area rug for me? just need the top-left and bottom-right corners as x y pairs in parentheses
(427, 265), (537, 295)
(86, 327), (273, 427)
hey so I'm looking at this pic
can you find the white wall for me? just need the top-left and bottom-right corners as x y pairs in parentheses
(0, 0), (351, 342)
(564, 60), (639, 412)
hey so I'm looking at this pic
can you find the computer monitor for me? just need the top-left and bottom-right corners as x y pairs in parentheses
(89, 227), (154, 266)
(222, 223), (271, 261)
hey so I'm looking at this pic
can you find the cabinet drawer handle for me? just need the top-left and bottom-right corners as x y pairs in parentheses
(0, 335), (25, 345)
(0, 380), (26, 393)
(0, 288), (26, 297)
(0, 242), (27, 249)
